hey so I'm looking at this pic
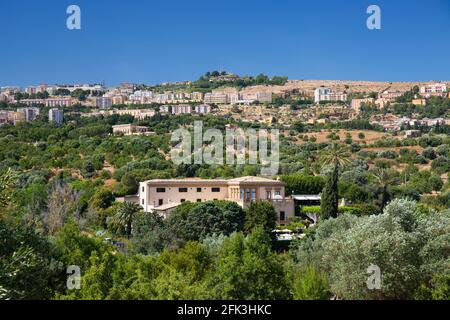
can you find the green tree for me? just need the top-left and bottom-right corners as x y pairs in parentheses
(244, 200), (277, 234)
(109, 201), (142, 237)
(292, 265), (331, 300)
(170, 201), (245, 241)
(320, 143), (351, 219)
(372, 167), (394, 210)
(209, 227), (290, 299)
(130, 211), (171, 254)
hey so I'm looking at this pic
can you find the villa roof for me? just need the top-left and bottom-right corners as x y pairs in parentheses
(142, 176), (284, 186)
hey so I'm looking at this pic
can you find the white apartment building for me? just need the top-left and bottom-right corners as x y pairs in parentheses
(194, 104), (212, 114)
(129, 90), (154, 104)
(139, 176), (295, 224)
(420, 83), (447, 95)
(314, 87), (347, 103)
(48, 108), (63, 124)
(171, 105), (192, 115)
(56, 84), (106, 93)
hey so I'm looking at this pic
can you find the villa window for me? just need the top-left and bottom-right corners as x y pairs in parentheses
(156, 187), (166, 193)
(197, 187), (202, 192)
(266, 191), (271, 199)
(280, 211), (286, 221)
(181, 199), (185, 203)
(251, 189), (256, 200)
(179, 188), (188, 193)
(158, 199), (163, 206)
(211, 187), (220, 193)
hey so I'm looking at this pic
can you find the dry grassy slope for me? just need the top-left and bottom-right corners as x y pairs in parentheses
(239, 80), (450, 96)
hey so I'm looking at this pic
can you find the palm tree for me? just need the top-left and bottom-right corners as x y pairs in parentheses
(112, 201), (142, 237)
(319, 143), (351, 219)
(319, 142), (352, 169)
(372, 168), (393, 211)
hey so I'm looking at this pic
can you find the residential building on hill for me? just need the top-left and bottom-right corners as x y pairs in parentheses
(49, 108), (63, 124)
(314, 87), (347, 103)
(420, 83), (447, 95)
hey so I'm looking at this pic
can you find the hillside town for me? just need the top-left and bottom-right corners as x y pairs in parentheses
(1, 73), (449, 136)
(1, 71), (450, 302)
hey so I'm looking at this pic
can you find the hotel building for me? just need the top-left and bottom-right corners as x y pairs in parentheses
(138, 176), (295, 224)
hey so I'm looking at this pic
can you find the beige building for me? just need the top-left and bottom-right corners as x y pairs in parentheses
(139, 176), (295, 224)
(204, 93), (228, 104)
(351, 98), (375, 112)
(412, 98), (427, 106)
(112, 124), (149, 136)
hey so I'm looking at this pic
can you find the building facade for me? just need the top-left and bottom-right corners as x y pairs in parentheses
(420, 83), (447, 95)
(314, 87), (347, 103)
(138, 176), (295, 224)
(112, 124), (149, 135)
(48, 108), (63, 124)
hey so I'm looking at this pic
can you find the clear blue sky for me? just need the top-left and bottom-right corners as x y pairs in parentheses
(1, 0), (450, 87)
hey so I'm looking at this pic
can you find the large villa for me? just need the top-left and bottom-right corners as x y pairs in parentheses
(138, 176), (295, 224)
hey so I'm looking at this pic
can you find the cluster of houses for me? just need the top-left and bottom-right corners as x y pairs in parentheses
(0, 107), (63, 126)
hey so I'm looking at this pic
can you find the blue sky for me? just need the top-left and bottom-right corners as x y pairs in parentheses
(1, 0), (450, 86)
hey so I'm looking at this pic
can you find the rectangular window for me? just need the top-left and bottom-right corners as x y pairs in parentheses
(141, 199), (144, 205)
(211, 187), (220, 193)
(197, 199), (202, 202)
(181, 199), (186, 203)
(280, 211), (286, 221)
(275, 190), (281, 196)
(251, 189), (256, 200)
(197, 187), (202, 192)
(158, 199), (163, 206)
(142, 186), (145, 193)
(156, 187), (166, 193)
(266, 191), (271, 199)
(179, 188), (188, 193)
